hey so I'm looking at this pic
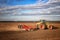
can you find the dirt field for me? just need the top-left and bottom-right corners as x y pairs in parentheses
(0, 21), (60, 40)
(0, 29), (60, 40)
(0, 21), (60, 31)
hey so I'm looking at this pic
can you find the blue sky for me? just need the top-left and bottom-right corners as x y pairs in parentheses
(0, 0), (60, 21)
(8, 0), (37, 5)
(0, 0), (49, 5)
(0, 0), (37, 5)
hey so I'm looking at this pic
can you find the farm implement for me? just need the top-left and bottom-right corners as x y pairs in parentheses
(18, 20), (54, 31)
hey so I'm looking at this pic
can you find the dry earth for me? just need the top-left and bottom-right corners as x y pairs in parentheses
(0, 29), (60, 40)
(0, 21), (60, 40)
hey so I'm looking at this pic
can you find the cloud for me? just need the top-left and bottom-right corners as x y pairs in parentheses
(0, 15), (60, 21)
(0, 1), (60, 15)
(0, 0), (60, 21)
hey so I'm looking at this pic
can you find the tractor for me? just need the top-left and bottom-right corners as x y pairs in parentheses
(36, 20), (54, 30)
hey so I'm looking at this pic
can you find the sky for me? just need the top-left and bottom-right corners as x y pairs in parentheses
(0, 0), (60, 21)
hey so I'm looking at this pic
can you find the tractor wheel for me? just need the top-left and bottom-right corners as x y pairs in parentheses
(47, 25), (53, 30)
(40, 24), (45, 30)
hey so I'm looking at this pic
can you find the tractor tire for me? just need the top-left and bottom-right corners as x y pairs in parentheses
(40, 24), (45, 30)
(47, 25), (53, 30)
